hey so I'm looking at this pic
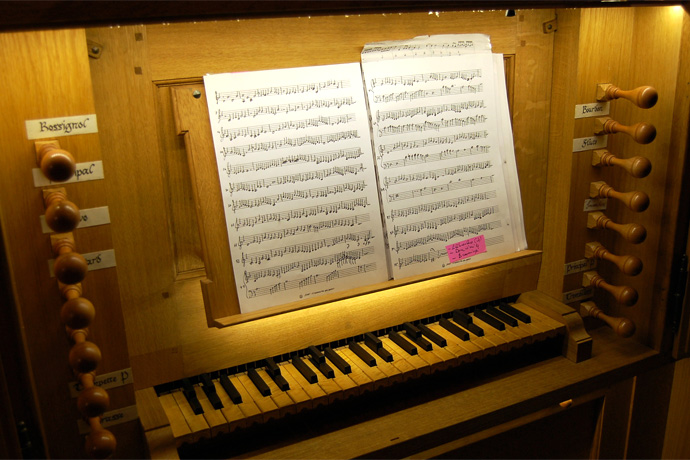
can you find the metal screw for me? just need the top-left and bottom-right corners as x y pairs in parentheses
(192, 90), (201, 99)
(91, 46), (100, 54)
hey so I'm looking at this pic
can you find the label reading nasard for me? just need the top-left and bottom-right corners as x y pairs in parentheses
(26, 114), (98, 140)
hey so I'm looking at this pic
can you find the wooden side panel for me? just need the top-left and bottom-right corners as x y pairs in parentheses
(0, 29), (141, 458)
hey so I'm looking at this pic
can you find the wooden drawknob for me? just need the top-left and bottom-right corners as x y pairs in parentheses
(54, 252), (89, 285)
(590, 181), (649, 212)
(596, 84), (658, 109)
(581, 301), (636, 338)
(37, 144), (76, 182)
(44, 190), (80, 233)
(585, 242), (642, 276)
(77, 385), (110, 418)
(61, 297), (95, 330)
(594, 117), (656, 144)
(583, 270), (638, 307)
(69, 341), (102, 374)
(591, 150), (651, 178)
(587, 212), (647, 244)
(85, 428), (117, 459)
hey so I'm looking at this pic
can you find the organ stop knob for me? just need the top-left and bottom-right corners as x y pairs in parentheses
(596, 84), (658, 109)
(44, 188), (80, 233)
(583, 270), (638, 307)
(581, 301), (636, 338)
(594, 117), (656, 144)
(589, 181), (649, 212)
(585, 242), (642, 276)
(587, 211), (647, 244)
(36, 142), (76, 182)
(591, 149), (651, 178)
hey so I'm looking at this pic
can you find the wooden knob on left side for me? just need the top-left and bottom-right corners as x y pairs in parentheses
(581, 301), (636, 338)
(583, 270), (638, 306)
(590, 181), (649, 212)
(69, 341), (102, 374)
(44, 189), (80, 233)
(597, 84), (658, 109)
(36, 143), (76, 182)
(594, 117), (656, 144)
(61, 297), (95, 330)
(85, 427), (117, 459)
(53, 252), (88, 285)
(77, 385), (110, 418)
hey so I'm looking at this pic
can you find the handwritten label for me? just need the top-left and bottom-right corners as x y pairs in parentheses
(584, 198), (607, 212)
(574, 102), (610, 119)
(446, 235), (487, 263)
(562, 286), (593, 304)
(26, 114), (98, 140)
(49, 248), (116, 277)
(564, 258), (597, 276)
(77, 405), (138, 435)
(33, 161), (104, 187)
(573, 136), (607, 153)
(69, 367), (133, 398)
(40, 206), (110, 234)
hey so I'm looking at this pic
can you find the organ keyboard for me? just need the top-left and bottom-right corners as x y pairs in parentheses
(151, 298), (566, 448)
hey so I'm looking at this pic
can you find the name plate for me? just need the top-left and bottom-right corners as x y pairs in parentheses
(574, 102), (610, 119)
(564, 258), (597, 276)
(583, 198), (607, 212)
(77, 405), (138, 435)
(40, 206), (110, 234)
(26, 114), (98, 140)
(49, 249), (116, 277)
(573, 136), (607, 152)
(562, 286), (593, 304)
(69, 367), (133, 398)
(33, 161), (104, 187)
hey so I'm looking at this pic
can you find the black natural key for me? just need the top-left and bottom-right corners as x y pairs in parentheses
(307, 345), (325, 363)
(324, 347), (351, 374)
(310, 358), (335, 379)
(364, 332), (382, 350)
(499, 302), (532, 323)
(219, 374), (243, 404)
(452, 309), (473, 327)
(407, 332), (433, 351)
(181, 378), (203, 415)
(292, 356), (318, 384)
(475, 310), (506, 331)
(349, 341), (377, 367)
(247, 368), (271, 396)
(403, 322), (422, 339)
(389, 331), (417, 355)
(487, 306), (518, 327)
(270, 373), (290, 391)
(264, 357), (281, 377)
(200, 373), (223, 410)
(418, 324), (447, 347)
(440, 318), (469, 341)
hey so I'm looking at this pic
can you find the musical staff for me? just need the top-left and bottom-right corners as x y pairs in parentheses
(217, 97), (356, 121)
(369, 69), (482, 88)
(390, 190), (498, 220)
(378, 115), (487, 136)
(376, 101), (487, 122)
(387, 174), (494, 202)
(392, 206), (499, 236)
(218, 114), (356, 141)
(393, 220), (502, 252)
(221, 130), (360, 156)
(379, 131), (489, 155)
(380, 145), (490, 169)
(373, 83), (483, 104)
(237, 214), (371, 248)
(230, 164), (365, 192)
(231, 181), (367, 211)
(395, 234), (504, 269)
(215, 79), (350, 103)
(384, 162), (492, 188)
(228, 148), (364, 174)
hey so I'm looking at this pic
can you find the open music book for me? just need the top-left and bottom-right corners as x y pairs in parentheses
(204, 34), (527, 314)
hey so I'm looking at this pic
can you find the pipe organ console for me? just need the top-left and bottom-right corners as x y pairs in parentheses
(1, 2), (689, 459)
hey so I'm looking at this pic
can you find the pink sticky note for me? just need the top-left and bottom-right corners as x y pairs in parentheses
(446, 235), (487, 263)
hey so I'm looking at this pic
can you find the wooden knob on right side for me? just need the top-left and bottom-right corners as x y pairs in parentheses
(596, 84), (658, 109)
(85, 428), (117, 459)
(44, 189), (80, 233)
(587, 211), (647, 244)
(583, 270), (638, 306)
(61, 297), (95, 330)
(36, 143), (76, 182)
(585, 241), (642, 276)
(592, 150), (651, 178)
(594, 117), (656, 144)
(581, 301), (636, 338)
(590, 181), (649, 212)
(69, 341), (102, 374)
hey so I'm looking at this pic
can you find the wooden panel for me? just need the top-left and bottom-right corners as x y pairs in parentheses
(663, 358), (690, 459)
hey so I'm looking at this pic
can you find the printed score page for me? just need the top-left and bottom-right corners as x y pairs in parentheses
(362, 52), (522, 279)
(204, 63), (389, 314)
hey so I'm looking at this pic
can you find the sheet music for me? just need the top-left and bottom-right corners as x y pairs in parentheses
(361, 34), (492, 62)
(204, 63), (389, 314)
(362, 49), (524, 278)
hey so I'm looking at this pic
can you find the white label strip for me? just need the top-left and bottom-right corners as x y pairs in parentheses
(48, 248), (116, 277)
(574, 102), (610, 119)
(583, 198), (607, 212)
(26, 114), (98, 140)
(562, 286), (593, 304)
(564, 258), (597, 276)
(77, 405), (138, 435)
(573, 136), (607, 152)
(33, 161), (104, 187)
(40, 206), (110, 234)
(69, 367), (133, 398)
